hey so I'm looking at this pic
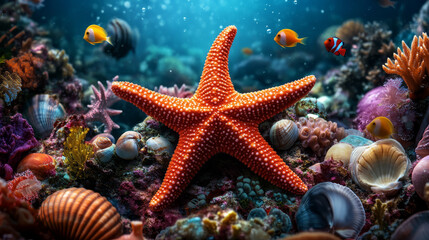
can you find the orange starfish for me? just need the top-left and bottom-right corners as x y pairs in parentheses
(112, 26), (316, 210)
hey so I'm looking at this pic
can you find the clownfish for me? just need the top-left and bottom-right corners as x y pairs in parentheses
(83, 24), (113, 46)
(274, 29), (306, 48)
(324, 37), (346, 56)
(366, 116), (395, 139)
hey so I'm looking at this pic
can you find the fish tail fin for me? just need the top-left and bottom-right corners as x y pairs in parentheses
(339, 48), (346, 56)
(299, 37), (307, 45)
(106, 36), (113, 46)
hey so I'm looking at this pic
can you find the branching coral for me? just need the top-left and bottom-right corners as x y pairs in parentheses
(84, 76), (122, 133)
(0, 71), (21, 105)
(383, 32), (429, 100)
(63, 126), (94, 179)
(296, 117), (346, 157)
(154, 83), (194, 98)
(0, 26), (28, 63)
(371, 199), (388, 230)
(5, 52), (45, 90)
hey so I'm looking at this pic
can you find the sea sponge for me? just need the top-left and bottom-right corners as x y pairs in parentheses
(296, 117), (346, 157)
(383, 32), (429, 100)
(5, 52), (45, 90)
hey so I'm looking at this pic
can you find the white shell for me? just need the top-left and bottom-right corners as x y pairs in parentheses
(116, 131), (142, 160)
(269, 119), (299, 150)
(349, 138), (410, 194)
(95, 144), (116, 163)
(146, 136), (174, 155)
(24, 94), (66, 138)
(325, 142), (353, 166)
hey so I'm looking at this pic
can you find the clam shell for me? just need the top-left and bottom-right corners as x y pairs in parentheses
(295, 182), (365, 239)
(24, 94), (66, 138)
(349, 139), (410, 194)
(38, 188), (122, 240)
(391, 210), (429, 240)
(270, 119), (299, 150)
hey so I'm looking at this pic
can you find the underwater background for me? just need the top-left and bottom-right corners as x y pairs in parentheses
(2, 0), (429, 239)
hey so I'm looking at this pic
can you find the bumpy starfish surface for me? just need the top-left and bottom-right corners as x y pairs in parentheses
(112, 26), (316, 210)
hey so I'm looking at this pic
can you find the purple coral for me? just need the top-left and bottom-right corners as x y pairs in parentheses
(154, 84), (194, 98)
(354, 78), (416, 142)
(84, 76), (122, 133)
(0, 113), (38, 180)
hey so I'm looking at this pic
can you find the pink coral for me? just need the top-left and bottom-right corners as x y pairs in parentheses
(296, 117), (346, 157)
(84, 76), (122, 133)
(354, 78), (416, 142)
(154, 84), (194, 98)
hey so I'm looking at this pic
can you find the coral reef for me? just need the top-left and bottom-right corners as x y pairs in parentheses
(154, 84), (194, 98)
(383, 32), (429, 100)
(296, 117), (346, 157)
(46, 49), (74, 80)
(5, 52), (46, 90)
(0, 71), (21, 105)
(336, 19), (365, 45)
(62, 126), (94, 180)
(0, 113), (38, 180)
(7, 170), (41, 202)
(0, 26), (28, 62)
(354, 78), (416, 142)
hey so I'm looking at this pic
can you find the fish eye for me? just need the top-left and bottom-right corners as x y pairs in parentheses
(277, 34), (280, 37)
(329, 39), (331, 41)
(86, 32), (89, 35)
(372, 122), (375, 125)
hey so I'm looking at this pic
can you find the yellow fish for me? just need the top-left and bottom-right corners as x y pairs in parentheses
(83, 24), (113, 45)
(274, 29), (306, 48)
(366, 116), (395, 139)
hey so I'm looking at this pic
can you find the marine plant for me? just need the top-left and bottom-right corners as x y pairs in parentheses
(63, 126), (94, 179)
(383, 32), (429, 100)
(0, 71), (21, 105)
(371, 199), (388, 230)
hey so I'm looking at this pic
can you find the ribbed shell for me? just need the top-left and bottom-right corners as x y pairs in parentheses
(24, 94), (66, 138)
(295, 182), (365, 239)
(349, 139), (410, 193)
(38, 188), (122, 240)
(269, 119), (299, 150)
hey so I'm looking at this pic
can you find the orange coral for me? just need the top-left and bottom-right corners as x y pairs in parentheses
(5, 52), (45, 90)
(383, 33), (429, 100)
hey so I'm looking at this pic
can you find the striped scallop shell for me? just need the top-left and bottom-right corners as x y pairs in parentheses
(24, 94), (66, 138)
(269, 119), (299, 150)
(349, 138), (410, 194)
(38, 188), (122, 240)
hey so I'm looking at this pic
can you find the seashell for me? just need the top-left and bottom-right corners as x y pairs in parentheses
(17, 153), (55, 180)
(391, 210), (429, 240)
(295, 182), (365, 239)
(90, 133), (115, 144)
(116, 131), (142, 160)
(38, 187), (122, 240)
(94, 144), (116, 163)
(24, 94), (66, 138)
(281, 232), (341, 240)
(349, 139), (410, 194)
(412, 155), (429, 200)
(324, 143), (353, 166)
(146, 136), (174, 156)
(113, 221), (144, 240)
(91, 136), (113, 152)
(269, 119), (299, 150)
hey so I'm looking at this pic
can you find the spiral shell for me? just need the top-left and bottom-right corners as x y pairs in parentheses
(24, 94), (66, 138)
(38, 188), (122, 240)
(295, 182), (365, 239)
(269, 119), (299, 150)
(349, 139), (410, 194)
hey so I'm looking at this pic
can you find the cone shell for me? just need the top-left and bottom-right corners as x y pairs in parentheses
(349, 139), (410, 194)
(295, 182), (365, 239)
(269, 119), (299, 150)
(38, 188), (122, 240)
(24, 94), (66, 138)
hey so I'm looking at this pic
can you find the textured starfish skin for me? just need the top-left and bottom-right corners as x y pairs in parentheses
(112, 26), (316, 210)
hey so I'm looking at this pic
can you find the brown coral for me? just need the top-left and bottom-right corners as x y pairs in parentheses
(5, 52), (45, 90)
(336, 19), (364, 45)
(296, 117), (346, 157)
(47, 49), (75, 79)
(0, 71), (21, 104)
(383, 33), (429, 100)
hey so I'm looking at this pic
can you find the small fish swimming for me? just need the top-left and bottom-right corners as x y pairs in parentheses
(378, 0), (396, 8)
(241, 47), (253, 56)
(83, 24), (113, 46)
(366, 116), (395, 139)
(274, 29), (306, 48)
(324, 37), (346, 56)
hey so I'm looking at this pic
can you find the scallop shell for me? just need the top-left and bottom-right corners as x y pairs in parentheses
(391, 210), (429, 240)
(349, 139), (410, 194)
(295, 182), (365, 239)
(38, 188), (122, 240)
(24, 94), (66, 138)
(269, 119), (299, 150)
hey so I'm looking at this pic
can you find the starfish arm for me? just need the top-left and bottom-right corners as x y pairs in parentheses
(222, 75), (316, 123)
(221, 121), (307, 194)
(149, 127), (217, 210)
(111, 81), (212, 132)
